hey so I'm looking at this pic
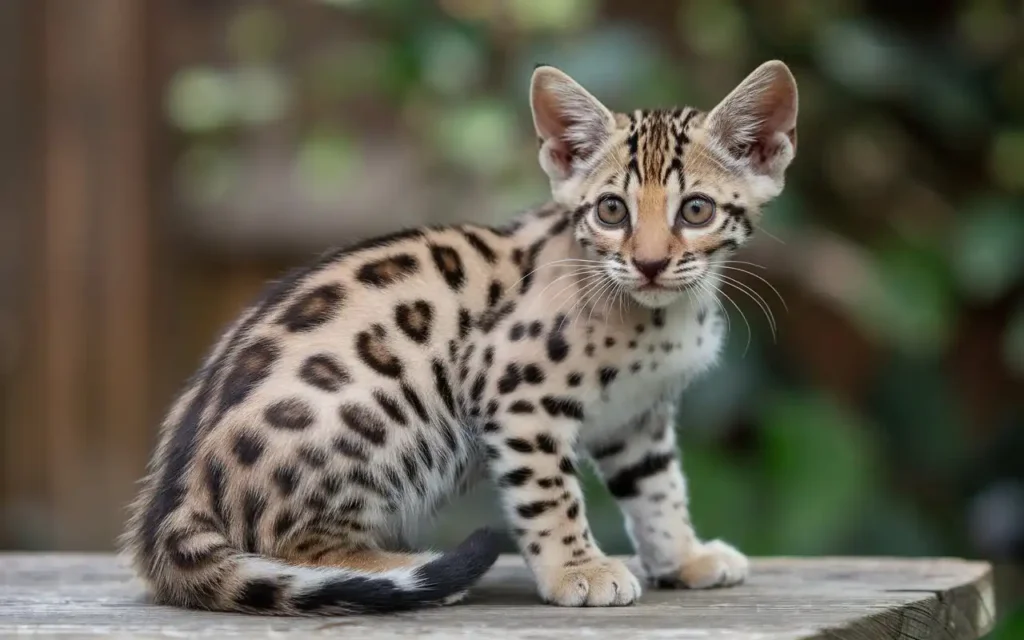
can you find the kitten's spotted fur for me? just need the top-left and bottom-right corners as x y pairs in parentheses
(122, 61), (798, 613)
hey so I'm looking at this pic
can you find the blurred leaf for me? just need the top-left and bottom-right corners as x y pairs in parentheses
(856, 243), (955, 357)
(869, 355), (968, 476)
(631, 58), (696, 106)
(417, 27), (485, 97)
(757, 0), (857, 45)
(679, 0), (748, 59)
(176, 144), (239, 206)
(815, 20), (911, 99)
(233, 67), (291, 125)
(294, 127), (358, 200)
(675, 350), (762, 438)
(988, 606), (1024, 640)
(1004, 302), (1024, 379)
(509, 0), (595, 32)
(815, 20), (987, 137)
(227, 5), (286, 62)
(435, 100), (520, 177)
(911, 62), (989, 139)
(847, 495), (946, 556)
(957, 0), (1017, 62)
(825, 121), (907, 196)
(679, 443), (761, 554)
(516, 26), (662, 106)
(759, 189), (808, 237)
(996, 55), (1024, 117)
(952, 197), (1024, 302)
(307, 43), (389, 104)
(316, 0), (370, 8)
(166, 67), (235, 133)
(990, 129), (1024, 192)
(378, 40), (425, 100)
(761, 391), (878, 554)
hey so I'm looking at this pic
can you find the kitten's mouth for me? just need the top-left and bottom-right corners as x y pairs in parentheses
(638, 283), (669, 292)
(635, 281), (695, 294)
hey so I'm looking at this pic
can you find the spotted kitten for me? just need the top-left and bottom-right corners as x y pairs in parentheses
(122, 60), (798, 614)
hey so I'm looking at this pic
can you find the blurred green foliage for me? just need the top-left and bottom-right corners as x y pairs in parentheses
(166, 0), (1023, 633)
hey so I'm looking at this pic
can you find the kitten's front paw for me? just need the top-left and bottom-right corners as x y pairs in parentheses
(537, 557), (642, 607)
(652, 539), (749, 589)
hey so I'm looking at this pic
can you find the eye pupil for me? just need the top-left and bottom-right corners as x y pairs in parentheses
(596, 196), (628, 226)
(680, 196), (715, 226)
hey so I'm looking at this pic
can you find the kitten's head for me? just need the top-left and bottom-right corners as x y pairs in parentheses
(530, 61), (798, 308)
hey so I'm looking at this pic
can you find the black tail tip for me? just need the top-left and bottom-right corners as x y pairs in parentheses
(416, 527), (505, 596)
(454, 526), (505, 565)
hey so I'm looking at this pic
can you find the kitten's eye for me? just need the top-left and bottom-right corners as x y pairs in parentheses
(596, 196), (629, 227)
(679, 196), (715, 226)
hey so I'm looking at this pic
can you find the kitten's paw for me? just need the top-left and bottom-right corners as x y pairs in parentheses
(653, 539), (749, 589)
(538, 557), (642, 607)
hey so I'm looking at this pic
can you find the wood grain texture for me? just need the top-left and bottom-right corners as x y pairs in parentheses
(0, 554), (995, 639)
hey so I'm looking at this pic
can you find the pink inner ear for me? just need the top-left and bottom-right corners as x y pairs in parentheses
(757, 82), (797, 140)
(534, 90), (578, 174)
(534, 91), (571, 145)
(716, 74), (797, 163)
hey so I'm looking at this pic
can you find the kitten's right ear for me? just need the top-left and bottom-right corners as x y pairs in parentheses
(704, 60), (798, 198)
(530, 66), (616, 185)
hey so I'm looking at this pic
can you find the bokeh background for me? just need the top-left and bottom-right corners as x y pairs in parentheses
(1, 0), (1022, 635)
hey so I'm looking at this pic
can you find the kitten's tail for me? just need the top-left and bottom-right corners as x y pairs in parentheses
(134, 527), (503, 615)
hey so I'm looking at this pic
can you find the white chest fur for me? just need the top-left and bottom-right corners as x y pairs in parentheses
(579, 299), (726, 446)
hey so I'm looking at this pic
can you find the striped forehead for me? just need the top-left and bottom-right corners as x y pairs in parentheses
(623, 108), (700, 189)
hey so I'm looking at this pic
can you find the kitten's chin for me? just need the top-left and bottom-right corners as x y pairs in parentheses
(628, 288), (684, 308)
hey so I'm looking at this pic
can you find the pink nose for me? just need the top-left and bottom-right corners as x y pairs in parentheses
(633, 258), (669, 281)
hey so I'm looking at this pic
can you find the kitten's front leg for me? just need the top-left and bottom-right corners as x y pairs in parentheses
(589, 401), (748, 589)
(483, 396), (641, 606)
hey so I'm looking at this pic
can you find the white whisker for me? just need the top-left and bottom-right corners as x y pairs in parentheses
(693, 277), (731, 339)
(549, 272), (607, 316)
(503, 257), (605, 295)
(714, 271), (778, 332)
(524, 268), (603, 317)
(715, 272), (777, 342)
(560, 272), (612, 323)
(709, 274), (751, 357)
(714, 260), (767, 270)
(715, 265), (788, 312)
(576, 277), (617, 329)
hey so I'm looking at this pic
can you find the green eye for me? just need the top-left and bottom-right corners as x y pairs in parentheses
(679, 196), (715, 226)
(596, 196), (629, 226)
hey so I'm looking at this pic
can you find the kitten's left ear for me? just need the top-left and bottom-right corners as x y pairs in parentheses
(705, 60), (798, 195)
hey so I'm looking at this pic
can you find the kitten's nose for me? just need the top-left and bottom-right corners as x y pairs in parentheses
(633, 258), (670, 281)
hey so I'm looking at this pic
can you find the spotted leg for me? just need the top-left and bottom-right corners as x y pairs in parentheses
(482, 395), (642, 606)
(588, 400), (748, 589)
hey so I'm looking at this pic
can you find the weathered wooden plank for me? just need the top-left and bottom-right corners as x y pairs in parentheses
(0, 554), (995, 639)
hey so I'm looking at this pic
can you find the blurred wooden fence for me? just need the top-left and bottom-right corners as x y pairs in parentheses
(0, 0), (161, 550)
(0, 0), (381, 551)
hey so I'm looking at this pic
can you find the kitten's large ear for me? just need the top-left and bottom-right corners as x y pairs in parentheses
(530, 66), (616, 187)
(705, 60), (798, 195)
